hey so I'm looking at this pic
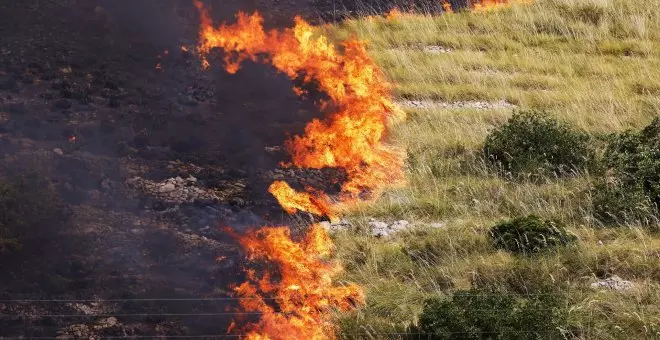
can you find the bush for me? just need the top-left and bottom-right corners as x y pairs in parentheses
(0, 173), (70, 254)
(591, 181), (657, 225)
(484, 111), (593, 178)
(417, 288), (567, 340)
(489, 215), (576, 254)
(592, 118), (660, 224)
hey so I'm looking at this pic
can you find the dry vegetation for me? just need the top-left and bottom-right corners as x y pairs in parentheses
(323, 0), (660, 338)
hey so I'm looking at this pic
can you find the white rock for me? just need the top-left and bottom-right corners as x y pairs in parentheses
(158, 183), (176, 193)
(590, 276), (633, 291)
(430, 222), (445, 228)
(390, 220), (410, 232)
(53, 148), (64, 156)
(369, 220), (390, 237)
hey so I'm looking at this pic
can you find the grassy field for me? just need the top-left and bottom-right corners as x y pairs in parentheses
(323, 0), (660, 338)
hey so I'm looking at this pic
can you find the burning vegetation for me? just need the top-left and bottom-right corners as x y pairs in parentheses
(194, 1), (405, 338)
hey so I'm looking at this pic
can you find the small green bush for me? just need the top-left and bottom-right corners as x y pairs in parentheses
(593, 118), (660, 224)
(591, 181), (656, 225)
(484, 111), (593, 178)
(0, 173), (70, 254)
(417, 288), (567, 340)
(489, 215), (576, 254)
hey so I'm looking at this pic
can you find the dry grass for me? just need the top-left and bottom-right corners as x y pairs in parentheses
(323, 0), (660, 338)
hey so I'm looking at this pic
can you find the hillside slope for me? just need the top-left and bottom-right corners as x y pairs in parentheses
(326, 0), (660, 338)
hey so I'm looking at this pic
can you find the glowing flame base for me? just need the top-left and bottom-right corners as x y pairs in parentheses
(194, 1), (406, 338)
(227, 225), (363, 339)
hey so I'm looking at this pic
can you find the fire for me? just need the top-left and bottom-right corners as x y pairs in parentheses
(471, 0), (533, 12)
(195, 2), (406, 338)
(386, 7), (403, 20)
(194, 4), (405, 202)
(268, 181), (335, 221)
(443, 1), (454, 13)
(228, 224), (363, 339)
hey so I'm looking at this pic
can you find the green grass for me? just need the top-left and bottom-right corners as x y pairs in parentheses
(323, 0), (660, 338)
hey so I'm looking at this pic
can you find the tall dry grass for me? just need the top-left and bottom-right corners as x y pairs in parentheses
(321, 0), (660, 338)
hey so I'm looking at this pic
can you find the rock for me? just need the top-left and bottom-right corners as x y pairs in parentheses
(430, 222), (445, 229)
(370, 219), (414, 237)
(99, 317), (118, 327)
(398, 99), (516, 111)
(390, 220), (409, 231)
(320, 219), (352, 232)
(423, 45), (453, 54)
(369, 220), (390, 237)
(590, 276), (633, 291)
(158, 183), (176, 193)
(53, 147), (64, 156)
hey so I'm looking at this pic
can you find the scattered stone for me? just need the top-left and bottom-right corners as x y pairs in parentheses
(370, 219), (412, 237)
(127, 176), (246, 205)
(429, 222), (445, 229)
(424, 45), (454, 54)
(158, 182), (176, 193)
(399, 99), (516, 111)
(53, 147), (64, 156)
(319, 219), (352, 232)
(590, 276), (634, 291)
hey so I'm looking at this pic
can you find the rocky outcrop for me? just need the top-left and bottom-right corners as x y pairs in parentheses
(400, 99), (516, 110)
(320, 219), (445, 237)
(127, 176), (246, 205)
(590, 276), (634, 291)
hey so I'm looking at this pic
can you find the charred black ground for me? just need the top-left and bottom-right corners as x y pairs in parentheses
(0, 0), (455, 336)
(0, 0), (345, 337)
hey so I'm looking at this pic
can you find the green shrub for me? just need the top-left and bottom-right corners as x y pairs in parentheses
(0, 173), (70, 254)
(489, 215), (577, 254)
(417, 288), (567, 340)
(484, 111), (593, 178)
(593, 118), (660, 224)
(591, 181), (656, 225)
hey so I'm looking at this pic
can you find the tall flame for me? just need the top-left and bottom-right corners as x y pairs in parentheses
(195, 2), (405, 202)
(227, 224), (364, 339)
(195, 1), (406, 338)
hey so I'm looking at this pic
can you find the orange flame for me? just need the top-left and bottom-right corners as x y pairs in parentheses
(471, 0), (532, 12)
(194, 4), (405, 203)
(268, 181), (335, 221)
(443, 1), (454, 13)
(194, 2), (406, 338)
(386, 7), (403, 20)
(228, 224), (363, 339)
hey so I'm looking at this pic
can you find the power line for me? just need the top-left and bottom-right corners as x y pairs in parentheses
(0, 312), (262, 318)
(0, 330), (572, 339)
(0, 298), (278, 303)
(0, 292), (573, 303)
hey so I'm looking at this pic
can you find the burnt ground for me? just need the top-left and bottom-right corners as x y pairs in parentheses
(0, 0), (351, 337)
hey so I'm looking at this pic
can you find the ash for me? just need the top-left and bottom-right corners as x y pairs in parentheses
(0, 0), (347, 337)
